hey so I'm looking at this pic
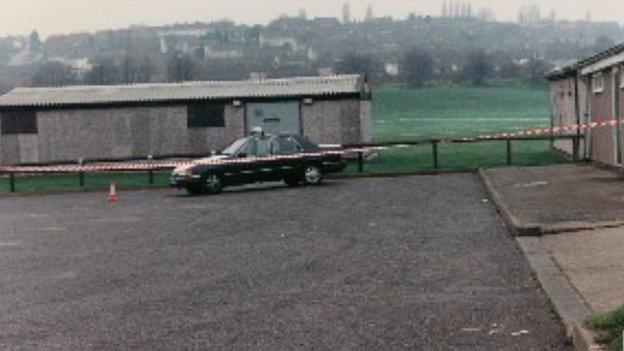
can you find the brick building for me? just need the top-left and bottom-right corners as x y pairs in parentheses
(0, 75), (372, 165)
(547, 43), (624, 166)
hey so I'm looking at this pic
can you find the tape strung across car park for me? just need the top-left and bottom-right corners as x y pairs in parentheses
(0, 117), (616, 174)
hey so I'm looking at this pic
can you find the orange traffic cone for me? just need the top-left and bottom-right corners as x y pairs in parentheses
(107, 182), (119, 202)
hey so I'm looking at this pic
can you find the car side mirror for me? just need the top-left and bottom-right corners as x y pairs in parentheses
(237, 152), (247, 158)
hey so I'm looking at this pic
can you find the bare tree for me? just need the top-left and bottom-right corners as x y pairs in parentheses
(31, 61), (75, 87)
(462, 49), (492, 86)
(86, 57), (121, 85)
(336, 52), (380, 80)
(166, 53), (196, 82)
(400, 47), (434, 87)
(122, 54), (155, 83)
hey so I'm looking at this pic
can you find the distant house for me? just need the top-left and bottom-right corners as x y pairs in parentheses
(0, 75), (372, 165)
(546, 43), (624, 166)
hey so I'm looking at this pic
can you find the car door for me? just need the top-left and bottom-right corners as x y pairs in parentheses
(231, 138), (256, 184)
(270, 135), (303, 179)
(250, 137), (274, 182)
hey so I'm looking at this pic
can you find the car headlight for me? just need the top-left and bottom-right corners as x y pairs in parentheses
(173, 168), (190, 177)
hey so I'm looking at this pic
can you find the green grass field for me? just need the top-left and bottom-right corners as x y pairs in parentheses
(345, 85), (568, 173)
(0, 171), (171, 195)
(0, 85), (569, 193)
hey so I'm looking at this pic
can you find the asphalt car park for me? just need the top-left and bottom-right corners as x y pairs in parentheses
(0, 175), (571, 350)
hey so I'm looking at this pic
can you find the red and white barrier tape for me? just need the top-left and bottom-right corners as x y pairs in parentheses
(0, 117), (618, 174)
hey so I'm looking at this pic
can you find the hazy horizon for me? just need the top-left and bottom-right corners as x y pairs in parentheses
(0, 0), (622, 38)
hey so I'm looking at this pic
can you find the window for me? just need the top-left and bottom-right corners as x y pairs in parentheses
(592, 72), (604, 94)
(222, 138), (249, 155)
(238, 138), (270, 157)
(621, 67), (624, 89)
(249, 138), (270, 157)
(187, 102), (225, 128)
(1, 110), (37, 134)
(271, 136), (300, 155)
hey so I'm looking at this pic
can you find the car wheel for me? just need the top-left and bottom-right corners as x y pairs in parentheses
(284, 177), (301, 187)
(302, 165), (323, 185)
(204, 173), (223, 194)
(186, 185), (204, 196)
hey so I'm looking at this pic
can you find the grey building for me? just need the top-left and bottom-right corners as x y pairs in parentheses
(546, 43), (624, 166)
(0, 75), (372, 165)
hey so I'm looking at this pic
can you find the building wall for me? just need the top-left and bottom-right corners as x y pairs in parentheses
(617, 65), (624, 167)
(551, 77), (577, 155)
(588, 69), (616, 165)
(0, 96), (371, 164)
(0, 104), (244, 164)
(301, 98), (362, 145)
(359, 100), (373, 143)
(578, 78), (589, 159)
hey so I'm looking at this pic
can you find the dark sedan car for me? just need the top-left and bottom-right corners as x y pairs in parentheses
(170, 133), (346, 195)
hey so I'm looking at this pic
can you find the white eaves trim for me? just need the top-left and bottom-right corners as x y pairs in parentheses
(580, 51), (624, 75)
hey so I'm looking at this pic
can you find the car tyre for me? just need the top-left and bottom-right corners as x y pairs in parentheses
(302, 165), (323, 186)
(284, 177), (301, 187)
(186, 185), (204, 196)
(204, 173), (223, 194)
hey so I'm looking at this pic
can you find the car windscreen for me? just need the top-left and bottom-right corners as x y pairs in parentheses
(293, 135), (319, 151)
(222, 138), (249, 155)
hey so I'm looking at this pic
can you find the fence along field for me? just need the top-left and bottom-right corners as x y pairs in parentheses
(0, 85), (569, 193)
(347, 85), (568, 173)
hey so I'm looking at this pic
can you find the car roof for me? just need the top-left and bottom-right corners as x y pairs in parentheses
(248, 133), (299, 140)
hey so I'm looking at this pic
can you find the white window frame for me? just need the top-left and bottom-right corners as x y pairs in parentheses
(592, 72), (604, 94)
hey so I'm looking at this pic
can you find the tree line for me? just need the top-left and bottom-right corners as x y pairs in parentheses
(27, 47), (552, 89)
(336, 47), (552, 88)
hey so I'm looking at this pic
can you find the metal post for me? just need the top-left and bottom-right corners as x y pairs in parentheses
(506, 139), (512, 165)
(147, 154), (154, 184)
(432, 141), (439, 169)
(9, 172), (15, 192)
(78, 158), (85, 187)
(572, 136), (579, 162)
(357, 151), (364, 173)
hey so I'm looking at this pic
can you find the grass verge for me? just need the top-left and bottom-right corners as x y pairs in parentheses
(0, 171), (171, 194)
(584, 304), (624, 351)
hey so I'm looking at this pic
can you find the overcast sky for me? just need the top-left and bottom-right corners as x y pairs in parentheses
(0, 0), (622, 38)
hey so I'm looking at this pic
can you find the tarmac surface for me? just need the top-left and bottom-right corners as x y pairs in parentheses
(0, 175), (571, 350)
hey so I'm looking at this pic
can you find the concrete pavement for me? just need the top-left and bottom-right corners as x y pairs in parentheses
(541, 227), (624, 314)
(480, 164), (624, 351)
(481, 164), (624, 234)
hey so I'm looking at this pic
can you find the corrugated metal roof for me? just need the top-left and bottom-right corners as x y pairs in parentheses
(0, 75), (363, 108)
(577, 42), (624, 68)
(544, 42), (624, 80)
(545, 62), (578, 81)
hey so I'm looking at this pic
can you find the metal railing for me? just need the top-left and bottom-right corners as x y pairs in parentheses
(345, 134), (583, 173)
(0, 134), (582, 193)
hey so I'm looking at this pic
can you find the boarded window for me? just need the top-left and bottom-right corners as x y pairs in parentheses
(592, 73), (604, 94)
(187, 103), (225, 128)
(1, 110), (38, 134)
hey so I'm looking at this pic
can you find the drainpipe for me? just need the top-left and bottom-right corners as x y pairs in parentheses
(583, 74), (592, 161)
(573, 74), (581, 161)
(613, 67), (622, 166)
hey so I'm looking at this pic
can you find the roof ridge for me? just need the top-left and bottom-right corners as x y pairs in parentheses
(0, 75), (363, 107)
(9, 75), (361, 92)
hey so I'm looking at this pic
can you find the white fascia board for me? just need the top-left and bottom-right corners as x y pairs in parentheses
(580, 51), (624, 75)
